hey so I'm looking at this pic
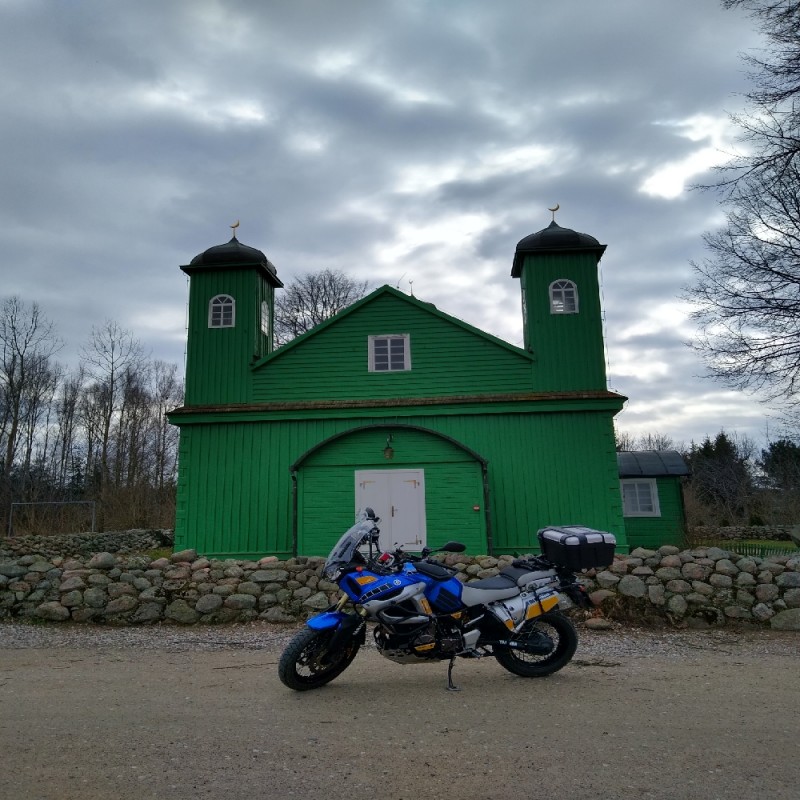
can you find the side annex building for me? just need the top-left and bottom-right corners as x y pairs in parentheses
(169, 219), (637, 559)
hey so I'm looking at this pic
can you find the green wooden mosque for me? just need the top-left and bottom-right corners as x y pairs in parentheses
(169, 218), (686, 559)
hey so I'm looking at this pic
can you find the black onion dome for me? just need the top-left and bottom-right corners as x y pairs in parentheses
(190, 237), (275, 272)
(183, 237), (282, 286)
(511, 220), (606, 276)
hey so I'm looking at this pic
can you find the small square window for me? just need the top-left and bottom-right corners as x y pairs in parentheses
(621, 479), (661, 517)
(369, 334), (411, 372)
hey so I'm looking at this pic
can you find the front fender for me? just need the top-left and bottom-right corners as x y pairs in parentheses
(307, 610), (349, 631)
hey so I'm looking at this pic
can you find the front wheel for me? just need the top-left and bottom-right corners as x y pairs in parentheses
(494, 611), (577, 678)
(278, 627), (361, 691)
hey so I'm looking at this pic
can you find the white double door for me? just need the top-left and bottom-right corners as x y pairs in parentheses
(355, 469), (427, 551)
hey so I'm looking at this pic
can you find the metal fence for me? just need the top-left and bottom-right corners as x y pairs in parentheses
(7, 501), (97, 537)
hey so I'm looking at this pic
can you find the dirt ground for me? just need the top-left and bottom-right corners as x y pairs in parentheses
(0, 623), (798, 800)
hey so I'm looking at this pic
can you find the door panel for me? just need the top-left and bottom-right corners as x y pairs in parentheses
(355, 469), (426, 550)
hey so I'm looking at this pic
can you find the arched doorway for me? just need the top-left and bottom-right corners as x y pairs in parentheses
(291, 424), (490, 556)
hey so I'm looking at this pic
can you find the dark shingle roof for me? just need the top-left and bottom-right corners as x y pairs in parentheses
(617, 450), (690, 478)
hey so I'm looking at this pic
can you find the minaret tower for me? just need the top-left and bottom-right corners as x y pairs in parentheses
(512, 212), (608, 392)
(180, 225), (283, 405)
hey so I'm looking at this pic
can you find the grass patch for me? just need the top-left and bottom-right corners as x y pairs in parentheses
(136, 547), (173, 561)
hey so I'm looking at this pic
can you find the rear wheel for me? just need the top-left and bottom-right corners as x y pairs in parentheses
(278, 627), (361, 691)
(493, 611), (577, 678)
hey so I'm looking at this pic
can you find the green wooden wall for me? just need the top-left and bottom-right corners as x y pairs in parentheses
(622, 477), (686, 549)
(297, 427), (485, 556)
(173, 406), (626, 559)
(184, 269), (271, 405)
(519, 251), (607, 391)
(251, 291), (534, 403)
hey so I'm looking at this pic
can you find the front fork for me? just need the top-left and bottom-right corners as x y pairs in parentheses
(307, 593), (366, 654)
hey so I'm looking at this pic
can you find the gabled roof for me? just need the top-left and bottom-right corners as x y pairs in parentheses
(617, 450), (690, 478)
(252, 284), (534, 369)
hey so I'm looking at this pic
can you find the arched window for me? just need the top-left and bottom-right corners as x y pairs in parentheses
(209, 295), (235, 328)
(260, 300), (270, 336)
(549, 280), (578, 314)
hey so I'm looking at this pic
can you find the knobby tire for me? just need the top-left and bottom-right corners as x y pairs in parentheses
(493, 611), (578, 678)
(278, 627), (361, 691)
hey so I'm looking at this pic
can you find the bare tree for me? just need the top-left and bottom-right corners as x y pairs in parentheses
(150, 360), (182, 492)
(637, 432), (675, 451)
(274, 269), (370, 346)
(615, 429), (675, 451)
(53, 367), (84, 491)
(80, 320), (146, 526)
(688, 1), (800, 403)
(0, 297), (61, 480)
(614, 428), (638, 452)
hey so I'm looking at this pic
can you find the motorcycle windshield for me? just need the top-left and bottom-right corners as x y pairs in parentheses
(323, 517), (375, 580)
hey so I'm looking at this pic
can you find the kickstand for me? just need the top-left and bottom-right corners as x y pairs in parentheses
(446, 656), (461, 692)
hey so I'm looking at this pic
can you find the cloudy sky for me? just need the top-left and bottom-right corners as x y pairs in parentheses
(0, 0), (778, 447)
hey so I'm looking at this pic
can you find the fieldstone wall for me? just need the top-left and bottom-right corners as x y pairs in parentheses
(581, 545), (800, 631)
(0, 529), (174, 558)
(1, 538), (798, 630)
(691, 525), (798, 543)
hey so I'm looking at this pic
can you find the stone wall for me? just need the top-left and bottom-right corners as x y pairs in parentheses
(690, 525), (798, 542)
(1, 537), (798, 630)
(0, 529), (174, 559)
(581, 545), (800, 631)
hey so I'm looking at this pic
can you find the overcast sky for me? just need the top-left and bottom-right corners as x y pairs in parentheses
(0, 0), (780, 448)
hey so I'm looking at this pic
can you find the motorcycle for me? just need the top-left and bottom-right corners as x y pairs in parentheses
(278, 509), (615, 691)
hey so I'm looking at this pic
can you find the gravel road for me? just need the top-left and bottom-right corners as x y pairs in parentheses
(1, 622), (798, 800)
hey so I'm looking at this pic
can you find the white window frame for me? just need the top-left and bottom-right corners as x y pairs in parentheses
(368, 334), (411, 372)
(549, 279), (579, 314)
(620, 479), (661, 517)
(260, 300), (270, 336)
(208, 294), (235, 328)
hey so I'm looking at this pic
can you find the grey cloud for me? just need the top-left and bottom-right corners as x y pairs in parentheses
(0, 0), (776, 446)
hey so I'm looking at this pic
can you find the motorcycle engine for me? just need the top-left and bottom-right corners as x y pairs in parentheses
(374, 623), (463, 664)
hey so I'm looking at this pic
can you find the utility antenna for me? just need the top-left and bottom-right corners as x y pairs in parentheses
(396, 272), (407, 289)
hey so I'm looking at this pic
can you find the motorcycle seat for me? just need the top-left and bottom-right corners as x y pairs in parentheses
(413, 561), (456, 581)
(499, 566), (533, 584)
(460, 581), (520, 606)
(467, 574), (517, 590)
(500, 566), (557, 588)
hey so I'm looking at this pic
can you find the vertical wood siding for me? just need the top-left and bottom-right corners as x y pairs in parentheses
(185, 270), (266, 406)
(174, 408), (626, 559)
(623, 477), (686, 549)
(297, 427), (485, 555)
(521, 252), (607, 391)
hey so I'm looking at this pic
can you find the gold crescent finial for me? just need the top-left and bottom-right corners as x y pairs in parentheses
(230, 220), (240, 238)
(548, 203), (560, 222)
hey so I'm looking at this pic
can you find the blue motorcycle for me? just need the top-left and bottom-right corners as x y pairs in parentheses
(278, 509), (613, 691)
